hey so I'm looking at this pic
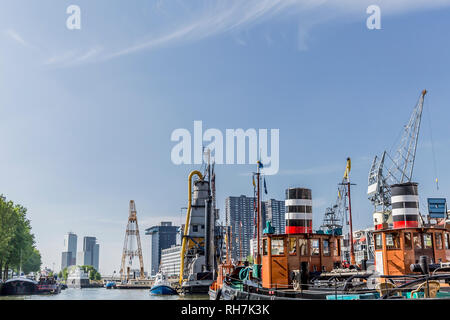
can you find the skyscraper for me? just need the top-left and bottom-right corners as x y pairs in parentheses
(145, 222), (179, 276)
(225, 195), (255, 261)
(225, 195), (285, 261)
(61, 232), (77, 270)
(264, 199), (286, 234)
(77, 236), (100, 271)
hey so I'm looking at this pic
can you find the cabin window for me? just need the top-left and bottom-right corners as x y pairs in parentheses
(263, 239), (268, 256)
(298, 239), (308, 256)
(404, 232), (412, 249)
(413, 233), (422, 249)
(271, 238), (285, 255)
(192, 225), (198, 232)
(435, 233), (443, 250)
(423, 233), (433, 249)
(311, 239), (320, 256)
(445, 233), (450, 250)
(386, 233), (400, 249)
(289, 238), (297, 255)
(375, 234), (382, 250)
(334, 239), (340, 257)
(323, 239), (330, 256)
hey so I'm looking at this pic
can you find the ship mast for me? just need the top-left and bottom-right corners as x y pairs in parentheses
(256, 163), (261, 265)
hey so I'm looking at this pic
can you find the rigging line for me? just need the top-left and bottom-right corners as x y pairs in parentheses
(425, 97), (439, 191)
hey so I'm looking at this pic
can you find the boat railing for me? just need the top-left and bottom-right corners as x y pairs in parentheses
(225, 271), (450, 299)
(378, 273), (450, 299)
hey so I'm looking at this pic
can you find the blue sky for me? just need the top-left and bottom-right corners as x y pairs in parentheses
(1, 1), (450, 274)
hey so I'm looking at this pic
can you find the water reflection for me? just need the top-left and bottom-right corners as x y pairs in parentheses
(0, 288), (209, 300)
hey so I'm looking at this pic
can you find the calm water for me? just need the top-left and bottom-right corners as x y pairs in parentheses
(0, 287), (209, 300)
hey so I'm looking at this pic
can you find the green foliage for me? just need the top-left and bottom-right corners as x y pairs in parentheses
(246, 255), (254, 264)
(22, 248), (42, 274)
(0, 195), (41, 279)
(62, 267), (69, 281)
(80, 265), (101, 281)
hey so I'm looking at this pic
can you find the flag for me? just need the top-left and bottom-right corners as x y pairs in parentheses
(264, 177), (268, 194)
(257, 160), (264, 168)
(344, 157), (351, 180)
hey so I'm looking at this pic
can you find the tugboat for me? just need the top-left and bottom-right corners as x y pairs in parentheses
(210, 170), (450, 300)
(36, 275), (61, 294)
(150, 272), (178, 295)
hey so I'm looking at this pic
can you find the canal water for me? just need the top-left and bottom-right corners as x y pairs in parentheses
(0, 288), (209, 300)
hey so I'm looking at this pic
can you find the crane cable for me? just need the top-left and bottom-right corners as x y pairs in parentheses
(425, 95), (439, 191)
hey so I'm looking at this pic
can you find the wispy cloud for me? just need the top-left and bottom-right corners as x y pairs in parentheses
(4, 29), (31, 48)
(103, 0), (450, 60)
(9, 0), (450, 67)
(278, 163), (343, 176)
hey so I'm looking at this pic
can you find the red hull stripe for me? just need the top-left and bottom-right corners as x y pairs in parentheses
(285, 226), (312, 234)
(393, 220), (418, 228)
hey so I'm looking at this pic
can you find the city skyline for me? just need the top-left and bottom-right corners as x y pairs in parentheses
(60, 233), (99, 272)
(1, 1), (450, 275)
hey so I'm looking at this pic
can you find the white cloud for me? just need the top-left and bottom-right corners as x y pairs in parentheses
(278, 163), (343, 176)
(4, 29), (30, 48)
(13, 0), (450, 66)
(104, 0), (450, 59)
(44, 47), (103, 67)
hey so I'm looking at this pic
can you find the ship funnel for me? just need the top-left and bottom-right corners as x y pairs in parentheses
(285, 188), (312, 234)
(391, 182), (419, 229)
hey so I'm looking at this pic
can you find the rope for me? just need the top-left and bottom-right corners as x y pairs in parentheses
(425, 97), (439, 191)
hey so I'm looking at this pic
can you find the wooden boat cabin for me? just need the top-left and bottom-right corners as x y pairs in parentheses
(261, 232), (342, 289)
(373, 226), (450, 276)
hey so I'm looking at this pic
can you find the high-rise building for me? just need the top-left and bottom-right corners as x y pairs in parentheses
(145, 222), (179, 276)
(77, 236), (99, 271)
(77, 251), (89, 266)
(225, 195), (256, 261)
(61, 232), (77, 270)
(225, 195), (286, 261)
(160, 245), (181, 277)
(61, 252), (72, 270)
(263, 199), (285, 234)
(93, 243), (100, 271)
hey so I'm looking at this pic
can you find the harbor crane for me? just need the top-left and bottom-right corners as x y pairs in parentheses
(120, 200), (145, 282)
(321, 157), (356, 264)
(367, 90), (427, 227)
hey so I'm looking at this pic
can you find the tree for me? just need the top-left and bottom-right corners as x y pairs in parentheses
(22, 248), (42, 274)
(80, 265), (101, 281)
(0, 195), (41, 280)
(62, 267), (69, 281)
